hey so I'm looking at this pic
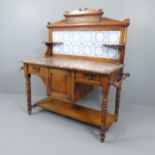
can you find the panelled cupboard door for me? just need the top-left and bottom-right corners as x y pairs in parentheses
(48, 69), (72, 102)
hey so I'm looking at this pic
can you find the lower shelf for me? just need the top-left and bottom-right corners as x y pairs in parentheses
(35, 97), (115, 129)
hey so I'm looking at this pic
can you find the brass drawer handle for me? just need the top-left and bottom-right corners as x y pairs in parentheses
(32, 66), (40, 72)
(84, 74), (93, 80)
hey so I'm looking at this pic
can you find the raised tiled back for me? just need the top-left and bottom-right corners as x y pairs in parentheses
(53, 31), (120, 59)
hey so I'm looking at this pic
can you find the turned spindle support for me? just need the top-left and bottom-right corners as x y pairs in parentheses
(24, 66), (32, 115)
(26, 74), (31, 115)
(112, 73), (130, 121)
(100, 76), (110, 142)
(114, 84), (121, 121)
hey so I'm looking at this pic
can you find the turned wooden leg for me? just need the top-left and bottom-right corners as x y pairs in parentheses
(25, 74), (32, 115)
(100, 77), (110, 142)
(115, 85), (121, 121)
(45, 70), (51, 97)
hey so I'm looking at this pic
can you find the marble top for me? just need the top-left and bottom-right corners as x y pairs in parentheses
(22, 57), (123, 75)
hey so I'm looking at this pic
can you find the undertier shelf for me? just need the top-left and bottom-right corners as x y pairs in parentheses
(35, 97), (116, 129)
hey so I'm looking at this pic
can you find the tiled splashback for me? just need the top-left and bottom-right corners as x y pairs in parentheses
(53, 31), (120, 59)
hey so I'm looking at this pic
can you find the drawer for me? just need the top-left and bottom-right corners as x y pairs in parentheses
(75, 72), (101, 85)
(28, 64), (46, 76)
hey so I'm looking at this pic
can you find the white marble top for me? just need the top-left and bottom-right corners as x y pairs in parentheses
(22, 57), (123, 75)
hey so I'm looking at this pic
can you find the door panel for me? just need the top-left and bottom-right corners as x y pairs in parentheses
(48, 69), (72, 102)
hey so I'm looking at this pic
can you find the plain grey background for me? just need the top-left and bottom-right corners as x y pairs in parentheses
(0, 0), (154, 106)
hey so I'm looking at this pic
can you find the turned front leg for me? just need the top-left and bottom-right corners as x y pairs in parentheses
(25, 73), (32, 115)
(115, 85), (121, 121)
(100, 77), (110, 142)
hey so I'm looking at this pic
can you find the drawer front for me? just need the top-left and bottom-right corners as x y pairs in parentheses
(28, 64), (46, 76)
(75, 72), (101, 85)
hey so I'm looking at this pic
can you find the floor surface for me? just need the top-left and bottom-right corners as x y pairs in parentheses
(0, 93), (155, 155)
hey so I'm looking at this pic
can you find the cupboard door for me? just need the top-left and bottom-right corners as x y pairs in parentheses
(48, 69), (73, 102)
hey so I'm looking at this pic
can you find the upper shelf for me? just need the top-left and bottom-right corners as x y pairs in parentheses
(44, 42), (63, 47)
(45, 42), (125, 48)
(44, 42), (125, 47)
(102, 44), (125, 48)
(64, 8), (103, 17)
(64, 8), (103, 23)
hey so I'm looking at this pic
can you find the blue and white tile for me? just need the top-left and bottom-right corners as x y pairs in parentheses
(107, 48), (118, 58)
(53, 31), (120, 59)
(94, 46), (103, 57)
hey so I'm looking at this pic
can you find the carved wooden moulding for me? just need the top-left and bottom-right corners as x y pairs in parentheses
(64, 8), (103, 23)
